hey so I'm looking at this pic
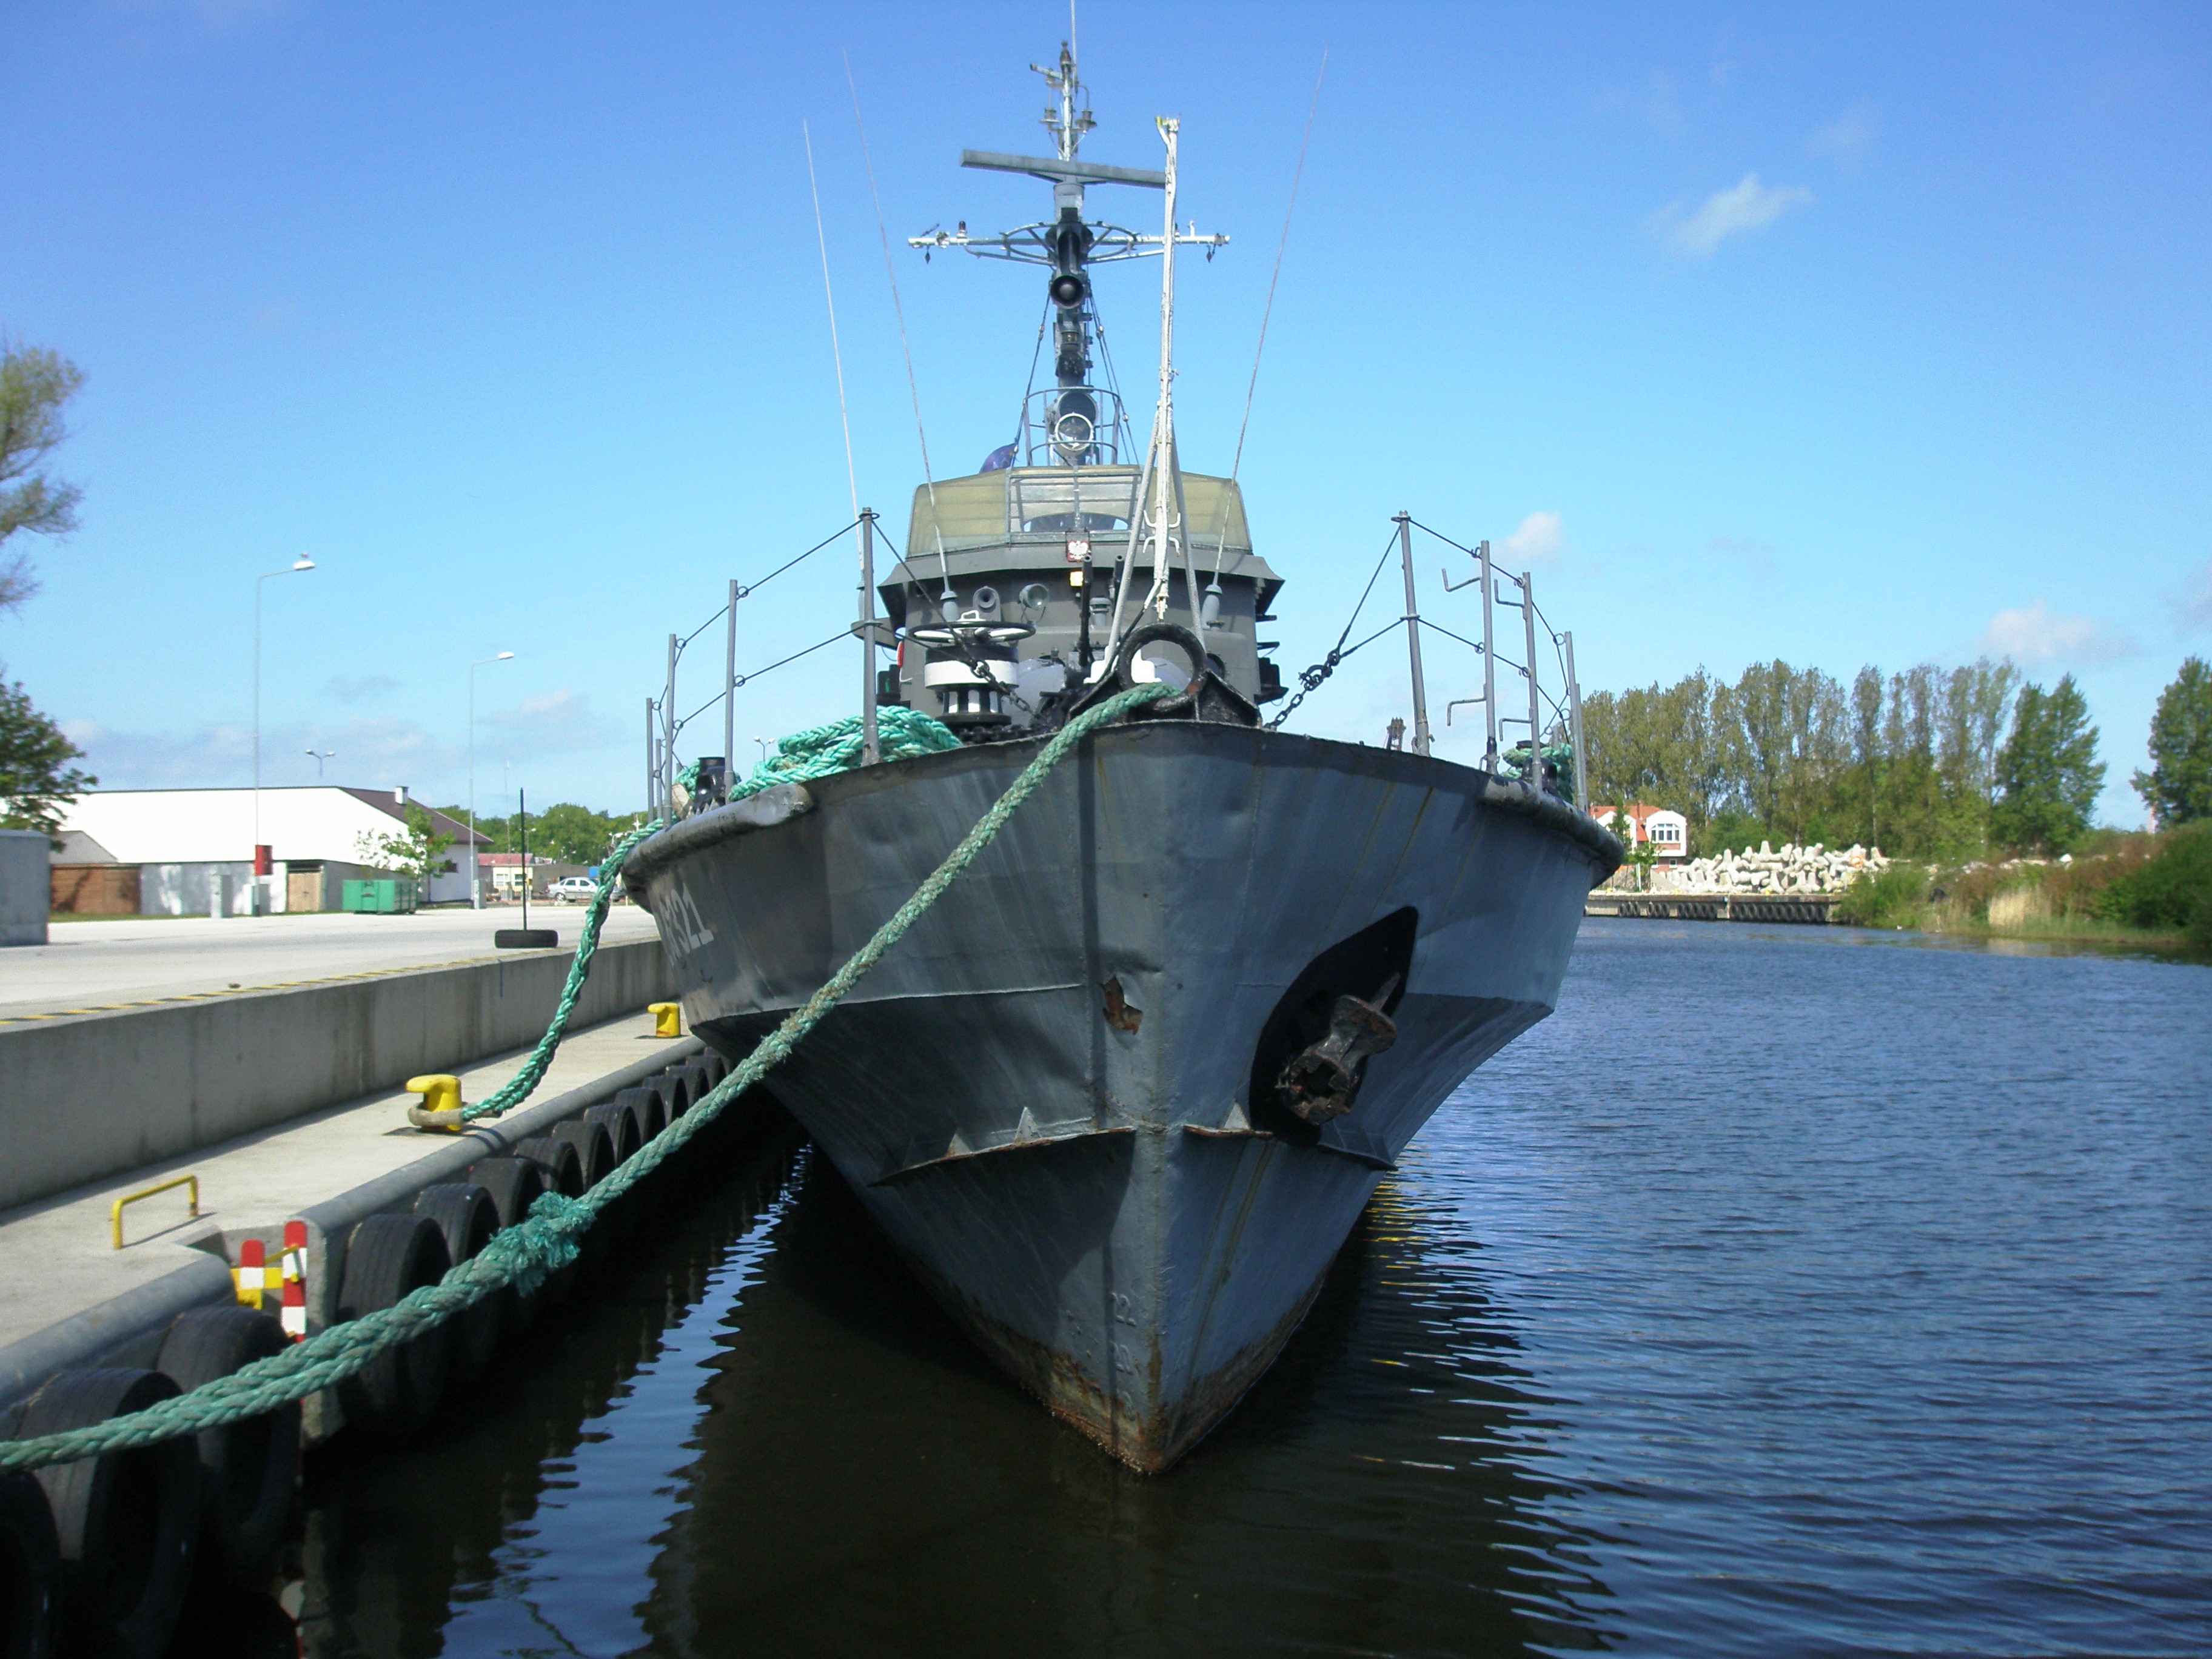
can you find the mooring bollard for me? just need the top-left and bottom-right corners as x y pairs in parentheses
(403, 1073), (466, 1133)
(650, 1002), (682, 1038)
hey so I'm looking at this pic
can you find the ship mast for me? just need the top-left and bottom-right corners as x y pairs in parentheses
(909, 37), (1225, 466)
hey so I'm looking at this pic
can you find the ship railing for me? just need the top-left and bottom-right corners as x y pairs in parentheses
(641, 514), (880, 823)
(1017, 386), (1128, 468)
(1403, 516), (1588, 811)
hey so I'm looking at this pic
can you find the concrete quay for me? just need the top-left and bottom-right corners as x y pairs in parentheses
(0, 931), (673, 1213)
(3, 904), (661, 1022)
(1586, 891), (1843, 924)
(0, 1007), (701, 1426)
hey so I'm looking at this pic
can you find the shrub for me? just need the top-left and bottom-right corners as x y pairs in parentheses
(1835, 862), (1928, 929)
(2098, 822), (2212, 945)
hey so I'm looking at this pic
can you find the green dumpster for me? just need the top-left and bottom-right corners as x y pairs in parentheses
(341, 878), (417, 914)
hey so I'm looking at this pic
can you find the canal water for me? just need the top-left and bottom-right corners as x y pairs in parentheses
(212, 921), (2210, 1657)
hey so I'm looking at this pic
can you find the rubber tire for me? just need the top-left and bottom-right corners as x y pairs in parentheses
(0, 1469), (59, 1659)
(614, 1085), (665, 1144)
(152, 1307), (297, 1588)
(551, 1121), (614, 1191)
(21, 1369), (197, 1659)
(678, 1061), (717, 1108)
(412, 1185), (502, 1380)
(335, 1215), (452, 1435)
(466, 1157), (551, 1332)
(514, 1136), (583, 1199)
(466, 1156), (549, 1228)
(583, 1103), (641, 1166)
(654, 1069), (693, 1119)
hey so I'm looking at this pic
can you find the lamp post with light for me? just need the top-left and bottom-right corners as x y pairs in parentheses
(468, 651), (516, 908)
(303, 748), (335, 779)
(253, 555), (315, 899)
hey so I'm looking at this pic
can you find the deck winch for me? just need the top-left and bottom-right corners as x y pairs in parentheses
(911, 613), (1033, 733)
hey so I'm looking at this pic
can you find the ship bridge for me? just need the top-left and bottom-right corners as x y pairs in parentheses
(879, 465), (1284, 725)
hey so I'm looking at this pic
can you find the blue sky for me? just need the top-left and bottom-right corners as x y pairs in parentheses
(3, 1), (2206, 826)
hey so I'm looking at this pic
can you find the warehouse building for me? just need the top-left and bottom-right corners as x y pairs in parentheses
(50, 786), (483, 914)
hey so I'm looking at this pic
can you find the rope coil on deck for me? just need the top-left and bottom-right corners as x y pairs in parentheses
(0, 681), (1172, 1474)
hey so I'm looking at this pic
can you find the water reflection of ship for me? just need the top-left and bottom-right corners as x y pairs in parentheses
(287, 1115), (1612, 1654)
(642, 1144), (1615, 1658)
(290, 1111), (802, 1659)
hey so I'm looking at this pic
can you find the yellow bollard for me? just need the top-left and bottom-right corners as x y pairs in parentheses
(650, 1002), (682, 1038)
(404, 1073), (466, 1133)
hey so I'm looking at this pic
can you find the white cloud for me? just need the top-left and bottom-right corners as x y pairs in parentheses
(2174, 557), (2212, 631)
(1652, 173), (1814, 255)
(326, 673), (398, 703)
(1502, 511), (1564, 566)
(1978, 598), (2136, 668)
(481, 688), (622, 752)
(1814, 102), (1880, 158)
(67, 716), (452, 789)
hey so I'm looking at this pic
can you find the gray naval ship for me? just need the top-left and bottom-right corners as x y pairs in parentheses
(624, 44), (1620, 1470)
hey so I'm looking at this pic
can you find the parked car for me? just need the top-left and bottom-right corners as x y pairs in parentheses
(551, 876), (599, 903)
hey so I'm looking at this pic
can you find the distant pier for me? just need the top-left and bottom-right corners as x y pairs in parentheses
(1586, 891), (1842, 925)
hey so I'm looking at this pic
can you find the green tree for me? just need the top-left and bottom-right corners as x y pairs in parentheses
(354, 803), (454, 900)
(433, 800), (642, 865)
(1990, 675), (2104, 853)
(2134, 657), (2212, 826)
(530, 802), (627, 866)
(0, 672), (95, 842)
(0, 343), (86, 613)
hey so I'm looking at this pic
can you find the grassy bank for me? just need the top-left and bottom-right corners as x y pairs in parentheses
(1833, 823), (2212, 951)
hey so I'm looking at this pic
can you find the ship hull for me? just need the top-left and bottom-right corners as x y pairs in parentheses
(625, 721), (1614, 1469)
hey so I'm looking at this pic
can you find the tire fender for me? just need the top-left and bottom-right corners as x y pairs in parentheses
(153, 1306), (297, 1587)
(411, 1185), (502, 1381)
(335, 1215), (452, 1434)
(21, 1368), (197, 1659)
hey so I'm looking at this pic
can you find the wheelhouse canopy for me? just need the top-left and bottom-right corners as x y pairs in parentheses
(908, 468), (1254, 557)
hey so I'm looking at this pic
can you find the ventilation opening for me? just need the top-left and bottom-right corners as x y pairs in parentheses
(1246, 907), (1417, 1142)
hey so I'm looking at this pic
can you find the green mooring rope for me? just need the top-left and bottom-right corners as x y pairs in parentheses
(460, 707), (966, 1124)
(0, 682), (1171, 1473)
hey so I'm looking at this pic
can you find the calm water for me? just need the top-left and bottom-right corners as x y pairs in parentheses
(240, 922), (2211, 1657)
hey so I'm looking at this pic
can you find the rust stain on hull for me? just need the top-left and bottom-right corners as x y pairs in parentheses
(910, 1248), (1333, 1473)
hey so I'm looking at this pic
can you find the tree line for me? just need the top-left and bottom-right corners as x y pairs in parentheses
(1580, 657), (2123, 859)
(432, 801), (646, 868)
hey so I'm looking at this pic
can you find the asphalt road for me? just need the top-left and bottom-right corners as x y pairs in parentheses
(2, 903), (665, 1020)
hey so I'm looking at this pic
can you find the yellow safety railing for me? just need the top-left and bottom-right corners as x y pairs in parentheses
(110, 1173), (199, 1250)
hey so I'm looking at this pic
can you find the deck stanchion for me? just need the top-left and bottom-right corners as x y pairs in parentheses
(860, 509), (880, 765)
(724, 577), (740, 798)
(1480, 538), (1498, 770)
(1396, 512), (1430, 757)
(662, 634), (679, 817)
(1564, 629), (1588, 813)
(1523, 570), (1541, 789)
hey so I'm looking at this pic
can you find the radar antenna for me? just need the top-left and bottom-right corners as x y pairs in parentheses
(910, 35), (1226, 437)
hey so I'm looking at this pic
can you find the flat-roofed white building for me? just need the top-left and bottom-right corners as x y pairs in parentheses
(55, 786), (484, 913)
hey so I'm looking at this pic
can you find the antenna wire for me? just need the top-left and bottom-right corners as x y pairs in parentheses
(802, 120), (860, 523)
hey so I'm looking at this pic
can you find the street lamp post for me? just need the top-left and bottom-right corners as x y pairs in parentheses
(303, 748), (335, 779)
(468, 651), (517, 909)
(253, 555), (315, 905)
